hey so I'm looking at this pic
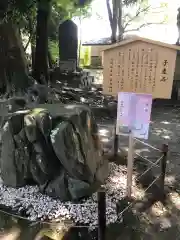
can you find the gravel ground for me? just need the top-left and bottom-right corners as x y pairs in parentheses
(0, 163), (127, 230)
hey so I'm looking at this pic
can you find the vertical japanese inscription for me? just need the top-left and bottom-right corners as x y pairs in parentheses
(134, 49), (139, 92)
(130, 49), (136, 91)
(139, 48), (144, 90)
(121, 53), (125, 90)
(109, 58), (113, 93)
(147, 49), (157, 93)
(119, 99), (124, 117)
(151, 51), (157, 93)
(160, 59), (168, 82)
(148, 49), (153, 86)
(118, 51), (125, 90)
(127, 49), (131, 91)
(143, 49), (148, 92)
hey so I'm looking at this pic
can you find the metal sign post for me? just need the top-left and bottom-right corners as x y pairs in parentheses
(126, 131), (135, 197)
(116, 92), (152, 198)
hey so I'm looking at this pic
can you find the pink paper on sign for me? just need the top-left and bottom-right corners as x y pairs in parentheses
(133, 93), (152, 123)
(117, 92), (135, 126)
(131, 93), (152, 139)
(116, 92), (152, 139)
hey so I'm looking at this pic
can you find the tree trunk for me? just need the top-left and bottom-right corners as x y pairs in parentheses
(0, 22), (33, 94)
(106, 0), (117, 43)
(112, 0), (118, 43)
(117, 0), (124, 41)
(33, 0), (51, 84)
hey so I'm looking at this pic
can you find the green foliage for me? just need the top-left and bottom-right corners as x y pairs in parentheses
(1, 0), (92, 24)
(0, 0), (36, 23)
(80, 46), (91, 66)
(0, 0), (92, 69)
(84, 47), (90, 66)
(48, 3), (67, 42)
(160, 1), (168, 23)
(49, 40), (59, 61)
(54, 0), (92, 19)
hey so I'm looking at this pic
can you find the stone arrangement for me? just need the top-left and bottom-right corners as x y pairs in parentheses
(0, 103), (109, 202)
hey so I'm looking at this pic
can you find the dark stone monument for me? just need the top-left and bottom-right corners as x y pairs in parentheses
(58, 20), (78, 69)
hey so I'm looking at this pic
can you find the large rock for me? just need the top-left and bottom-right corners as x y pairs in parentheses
(0, 112), (31, 187)
(0, 104), (109, 201)
(39, 104), (108, 181)
(24, 108), (60, 189)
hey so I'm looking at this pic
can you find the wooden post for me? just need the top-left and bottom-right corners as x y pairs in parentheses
(98, 188), (106, 240)
(126, 131), (134, 197)
(160, 143), (168, 199)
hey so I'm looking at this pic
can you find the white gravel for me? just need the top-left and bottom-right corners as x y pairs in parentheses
(0, 163), (127, 229)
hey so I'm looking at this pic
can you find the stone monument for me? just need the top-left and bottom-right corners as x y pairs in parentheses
(58, 20), (78, 72)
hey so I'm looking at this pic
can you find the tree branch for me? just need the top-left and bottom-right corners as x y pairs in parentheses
(117, 0), (124, 40)
(123, 5), (150, 30)
(106, 0), (113, 29)
(124, 21), (165, 32)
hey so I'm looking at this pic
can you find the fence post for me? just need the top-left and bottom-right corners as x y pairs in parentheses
(98, 188), (106, 240)
(113, 122), (118, 157)
(160, 143), (168, 200)
(114, 134), (118, 157)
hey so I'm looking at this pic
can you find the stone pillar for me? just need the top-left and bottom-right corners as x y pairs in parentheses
(58, 20), (78, 65)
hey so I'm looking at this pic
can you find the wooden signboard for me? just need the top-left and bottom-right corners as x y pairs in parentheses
(103, 37), (180, 99)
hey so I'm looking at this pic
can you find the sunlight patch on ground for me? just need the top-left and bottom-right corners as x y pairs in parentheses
(162, 135), (171, 139)
(162, 129), (173, 134)
(0, 227), (21, 240)
(168, 192), (180, 210)
(132, 186), (145, 200)
(153, 129), (162, 136)
(109, 174), (127, 190)
(98, 128), (109, 136)
(35, 223), (71, 240)
(150, 201), (167, 217)
(165, 175), (176, 186)
(135, 148), (150, 154)
(160, 121), (171, 125)
(101, 138), (109, 143)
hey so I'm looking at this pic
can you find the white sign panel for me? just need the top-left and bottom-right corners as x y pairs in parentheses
(116, 92), (152, 139)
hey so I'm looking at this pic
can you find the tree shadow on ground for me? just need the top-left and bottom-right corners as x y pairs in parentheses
(108, 152), (180, 240)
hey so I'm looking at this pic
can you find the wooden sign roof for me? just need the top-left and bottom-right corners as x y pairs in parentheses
(103, 37), (180, 52)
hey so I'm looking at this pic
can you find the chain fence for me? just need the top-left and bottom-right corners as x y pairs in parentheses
(112, 130), (169, 236)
